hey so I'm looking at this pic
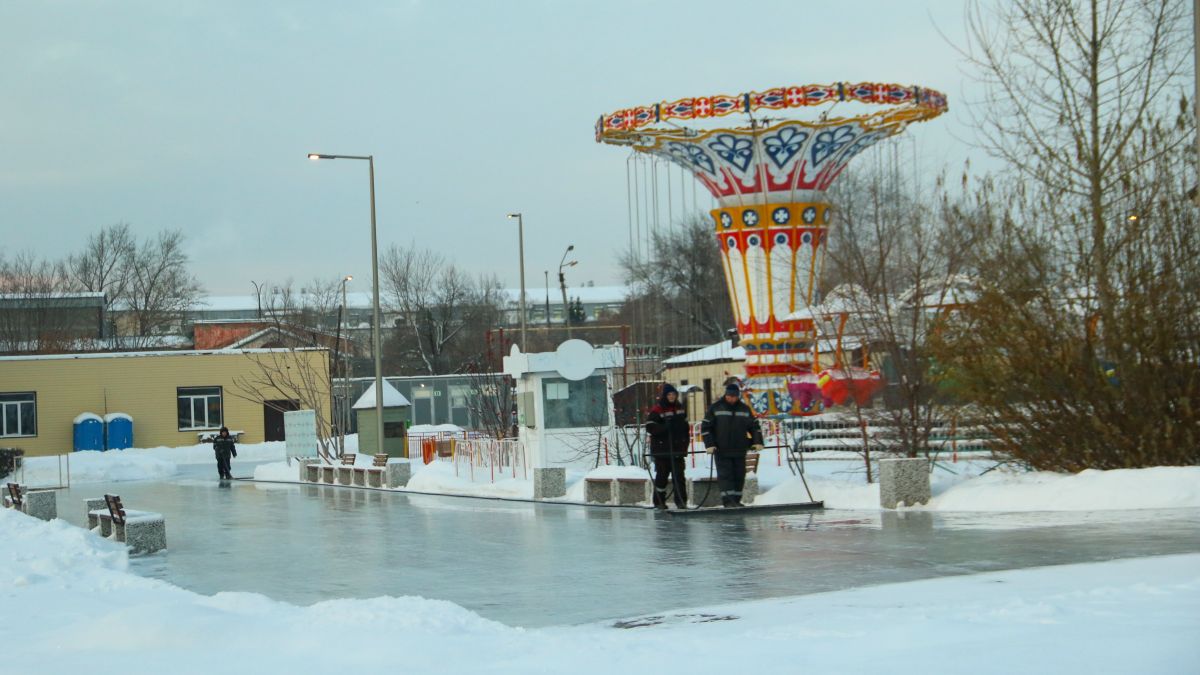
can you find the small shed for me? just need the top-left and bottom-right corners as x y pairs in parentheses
(353, 380), (412, 457)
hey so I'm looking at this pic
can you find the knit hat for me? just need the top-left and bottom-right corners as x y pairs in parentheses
(659, 383), (678, 404)
(724, 383), (740, 397)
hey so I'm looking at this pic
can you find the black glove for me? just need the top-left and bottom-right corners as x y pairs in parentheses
(231, 449), (237, 458)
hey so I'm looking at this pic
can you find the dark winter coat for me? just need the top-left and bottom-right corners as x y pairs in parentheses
(213, 436), (237, 458)
(700, 397), (763, 455)
(646, 399), (690, 457)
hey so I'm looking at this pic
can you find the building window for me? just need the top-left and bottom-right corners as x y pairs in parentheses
(449, 385), (472, 427)
(178, 386), (223, 430)
(0, 392), (36, 437)
(542, 376), (608, 429)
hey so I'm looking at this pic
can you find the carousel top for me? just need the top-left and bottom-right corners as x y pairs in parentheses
(596, 82), (947, 146)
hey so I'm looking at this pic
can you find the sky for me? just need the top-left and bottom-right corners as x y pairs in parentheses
(0, 1), (987, 296)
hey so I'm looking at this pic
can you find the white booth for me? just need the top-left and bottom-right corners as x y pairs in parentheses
(503, 339), (624, 470)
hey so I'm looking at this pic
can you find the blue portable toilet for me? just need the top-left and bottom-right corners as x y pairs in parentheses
(73, 413), (104, 452)
(104, 413), (133, 450)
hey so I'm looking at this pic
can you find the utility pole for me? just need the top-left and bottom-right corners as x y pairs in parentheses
(558, 245), (576, 339)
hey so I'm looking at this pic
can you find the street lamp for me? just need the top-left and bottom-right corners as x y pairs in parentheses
(558, 245), (577, 339)
(506, 213), (527, 350)
(335, 275), (353, 454)
(544, 270), (551, 329)
(308, 153), (385, 458)
(250, 280), (265, 319)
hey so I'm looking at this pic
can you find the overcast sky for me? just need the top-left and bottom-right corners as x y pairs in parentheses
(1, 1), (986, 296)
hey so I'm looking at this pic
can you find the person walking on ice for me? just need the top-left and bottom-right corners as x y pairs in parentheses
(700, 383), (763, 507)
(212, 426), (237, 480)
(646, 383), (689, 509)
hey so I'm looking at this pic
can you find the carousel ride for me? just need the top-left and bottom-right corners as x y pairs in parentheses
(597, 83), (946, 415)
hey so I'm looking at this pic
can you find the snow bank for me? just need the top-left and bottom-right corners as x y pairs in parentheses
(18, 441), (289, 486)
(1, 506), (1197, 673)
(406, 459), (533, 499)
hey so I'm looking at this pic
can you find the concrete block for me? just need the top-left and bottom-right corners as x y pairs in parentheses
(386, 459), (412, 488)
(85, 498), (107, 529)
(743, 475), (759, 505)
(533, 468), (566, 500)
(335, 466), (355, 486)
(615, 478), (651, 506)
(584, 478), (615, 505)
(366, 468), (385, 488)
(321, 465), (336, 484)
(117, 513), (167, 554)
(297, 458), (321, 482)
(21, 489), (57, 521)
(879, 457), (931, 509)
(305, 463), (321, 483)
(352, 468), (367, 487)
(689, 477), (722, 508)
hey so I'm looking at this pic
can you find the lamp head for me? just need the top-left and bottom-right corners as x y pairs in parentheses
(567, 244), (575, 252)
(507, 213), (521, 219)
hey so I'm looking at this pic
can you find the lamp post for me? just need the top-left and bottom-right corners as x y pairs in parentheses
(506, 213), (527, 350)
(544, 270), (551, 329)
(558, 245), (577, 339)
(308, 153), (385, 457)
(250, 280), (265, 319)
(334, 274), (353, 454)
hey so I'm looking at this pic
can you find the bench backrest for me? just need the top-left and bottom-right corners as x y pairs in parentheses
(104, 494), (126, 525)
(6, 482), (22, 507)
(340, 453), (357, 466)
(746, 451), (760, 474)
(373, 454), (389, 467)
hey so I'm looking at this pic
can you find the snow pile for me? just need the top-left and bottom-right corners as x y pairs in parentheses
(406, 459), (533, 499)
(407, 423), (467, 435)
(2, 506), (1197, 673)
(19, 441), (289, 486)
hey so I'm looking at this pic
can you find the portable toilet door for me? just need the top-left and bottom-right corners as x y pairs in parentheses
(104, 413), (133, 450)
(73, 413), (105, 452)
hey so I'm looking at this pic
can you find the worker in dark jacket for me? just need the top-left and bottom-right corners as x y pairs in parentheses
(645, 383), (690, 509)
(700, 383), (763, 507)
(212, 426), (237, 480)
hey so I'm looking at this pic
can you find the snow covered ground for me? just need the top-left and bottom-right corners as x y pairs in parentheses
(16, 437), (1199, 513)
(2, 506), (1196, 674)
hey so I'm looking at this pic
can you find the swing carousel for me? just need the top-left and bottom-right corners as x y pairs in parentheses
(596, 83), (946, 415)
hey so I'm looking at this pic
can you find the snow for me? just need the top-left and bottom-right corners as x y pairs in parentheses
(406, 423), (466, 434)
(17, 441), (288, 486)
(352, 379), (411, 409)
(72, 412), (103, 424)
(102, 412), (133, 422)
(1, 505), (1195, 673)
(662, 340), (745, 365)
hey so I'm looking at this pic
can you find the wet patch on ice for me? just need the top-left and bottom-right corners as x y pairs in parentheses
(611, 613), (739, 629)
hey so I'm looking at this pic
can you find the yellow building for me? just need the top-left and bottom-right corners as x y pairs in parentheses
(0, 348), (330, 457)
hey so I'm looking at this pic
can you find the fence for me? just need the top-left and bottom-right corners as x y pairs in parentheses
(449, 437), (529, 483)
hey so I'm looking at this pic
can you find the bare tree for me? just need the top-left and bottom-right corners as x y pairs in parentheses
(822, 159), (974, 461)
(0, 252), (81, 352)
(230, 348), (338, 462)
(120, 230), (203, 345)
(930, 0), (1200, 470)
(64, 223), (135, 312)
(380, 243), (505, 375)
(619, 214), (733, 346)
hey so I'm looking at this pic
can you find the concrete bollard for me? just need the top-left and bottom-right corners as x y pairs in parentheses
(335, 466), (355, 486)
(689, 477), (722, 508)
(879, 457), (931, 509)
(584, 478), (615, 505)
(117, 514), (167, 554)
(85, 497), (107, 530)
(386, 459), (412, 488)
(743, 475), (759, 505)
(21, 489), (57, 521)
(615, 478), (651, 506)
(297, 458), (321, 482)
(533, 468), (566, 500)
(321, 465), (336, 484)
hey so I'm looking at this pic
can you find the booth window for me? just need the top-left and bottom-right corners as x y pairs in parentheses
(542, 376), (608, 429)
(178, 386), (223, 430)
(0, 392), (36, 437)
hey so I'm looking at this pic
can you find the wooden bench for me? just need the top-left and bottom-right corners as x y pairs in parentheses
(743, 451), (760, 504)
(353, 454), (389, 487)
(746, 451), (760, 474)
(335, 454), (357, 485)
(3, 482), (22, 509)
(87, 494), (166, 554)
